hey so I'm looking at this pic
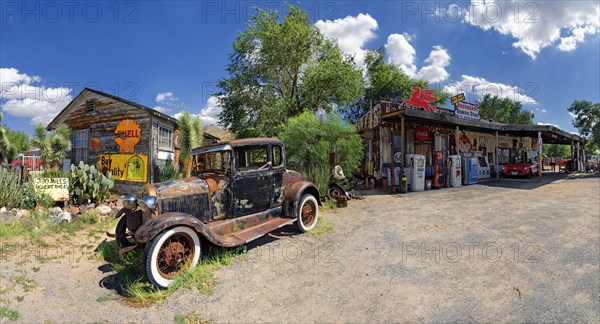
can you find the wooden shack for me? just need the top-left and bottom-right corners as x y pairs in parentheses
(47, 88), (219, 193)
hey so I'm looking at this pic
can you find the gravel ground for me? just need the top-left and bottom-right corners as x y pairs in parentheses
(1, 173), (599, 323)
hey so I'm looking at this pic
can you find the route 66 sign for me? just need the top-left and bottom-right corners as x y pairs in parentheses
(394, 152), (402, 164)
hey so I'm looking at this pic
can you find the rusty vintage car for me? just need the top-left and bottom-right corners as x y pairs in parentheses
(109, 138), (321, 289)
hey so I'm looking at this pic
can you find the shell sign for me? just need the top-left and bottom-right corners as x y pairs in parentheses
(115, 119), (141, 153)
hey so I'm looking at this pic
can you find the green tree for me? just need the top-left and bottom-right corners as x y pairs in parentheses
(217, 4), (363, 137)
(5, 127), (30, 159)
(478, 94), (535, 124)
(343, 49), (449, 123)
(32, 124), (71, 170)
(177, 111), (203, 163)
(543, 144), (570, 158)
(0, 113), (9, 163)
(567, 100), (600, 149)
(278, 111), (363, 177)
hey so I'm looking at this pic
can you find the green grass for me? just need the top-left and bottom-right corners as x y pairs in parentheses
(305, 215), (334, 237)
(15, 296), (24, 302)
(174, 312), (210, 324)
(0, 307), (19, 321)
(97, 241), (247, 306)
(12, 276), (37, 292)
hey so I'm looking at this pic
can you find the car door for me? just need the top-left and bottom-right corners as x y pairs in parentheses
(232, 145), (273, 217)
(270, 144), (286, 208)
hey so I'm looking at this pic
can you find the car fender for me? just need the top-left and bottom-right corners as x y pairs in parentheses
(133, 212), (225, 246)
(283, 181), (321, 217)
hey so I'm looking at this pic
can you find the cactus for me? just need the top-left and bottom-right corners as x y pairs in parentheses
(70, 161), (115, 205)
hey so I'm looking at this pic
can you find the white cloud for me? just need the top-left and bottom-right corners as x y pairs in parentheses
(443, 75), (537, 104)
(414, 45), (451, 83)
(155, 92), (173, 102)
(0, 68), (72, 125)
(153, 106), (171, 113)
(173, 95), (222, 126)
(535, 108), (547, 113)
(316, 13), (378, 68)
(384, 33), (417, 77)
(463, 1), (600, 59)
(537, 122), (560, 128)
(568, 111), (577, 118)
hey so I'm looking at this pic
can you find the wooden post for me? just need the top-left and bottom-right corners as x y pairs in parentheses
(495, 131), (500, 179)
(401, 116), (405, 166)
(390, 135), (395, 194)
(538, 131), (542, 181)
(455, 126), (460, 155)
(577, 141), (581, 172)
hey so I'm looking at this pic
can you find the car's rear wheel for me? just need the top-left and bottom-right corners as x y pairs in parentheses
(144, 226), (201, 289)
(296, 194), (319, 233)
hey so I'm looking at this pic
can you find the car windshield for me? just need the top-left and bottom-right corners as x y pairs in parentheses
(191, 150), (231, 175)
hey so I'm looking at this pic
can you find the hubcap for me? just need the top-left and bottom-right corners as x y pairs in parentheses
(156, 233), (195, 279)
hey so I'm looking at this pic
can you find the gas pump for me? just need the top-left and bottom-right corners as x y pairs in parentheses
(411, 154), (426, 191)
(433, 151), (445, 188)
(449, 155), (462, 187)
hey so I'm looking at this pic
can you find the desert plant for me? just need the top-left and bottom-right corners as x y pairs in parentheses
(41, 168), (68, 178)
(16, 181), (53, 210)
(157, 161), (180, 182)
(0, 166), (21, 208)
(301, 164), (331, 198)
(31, 124), (71, 170)
(70, 161), (115, 205)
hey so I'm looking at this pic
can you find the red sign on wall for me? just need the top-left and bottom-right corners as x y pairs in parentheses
(415, 126), (429, 142)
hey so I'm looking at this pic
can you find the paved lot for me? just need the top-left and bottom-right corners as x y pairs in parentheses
(2, 173), (599, 323)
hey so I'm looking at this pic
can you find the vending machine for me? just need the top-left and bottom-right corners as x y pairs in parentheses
(433, 151), (445, 188)
(477, 156), (491, 179)
(449, 155), (462, 187)
(462, 157), (479, 185)
(410, 154), (426, 191)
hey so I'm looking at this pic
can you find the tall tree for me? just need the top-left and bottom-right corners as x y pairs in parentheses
(5, 127), (29, 159)
(31, 124), (71, 170)
(343, 49), (449, 123)
(217, 4), (363, 137)
(0, 113), (9, 164)
(478, 94), (535, 124)
(567, 100), (600, 149)
(543, 144), (570, 158)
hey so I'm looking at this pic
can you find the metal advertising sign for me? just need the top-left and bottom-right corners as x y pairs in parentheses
(34, 178), (69, 201)
(115, 119), (141, 153)
(450, 93), (465, 105)
(415, 126), (430, 142)
(454, 102), (480, 121)
(98, 154), (148, 182)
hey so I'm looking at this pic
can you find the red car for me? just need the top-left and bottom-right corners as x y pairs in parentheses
(503, 162), (538, 178)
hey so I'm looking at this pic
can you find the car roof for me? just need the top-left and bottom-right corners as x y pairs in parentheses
(189, 138), (283, 155)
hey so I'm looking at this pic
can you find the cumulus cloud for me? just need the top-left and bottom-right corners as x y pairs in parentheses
(155, 92), (174, 102)
(537, 122), (560, 128)
(316, 13), (378, 68)
(414, 45), (451, 83)
(463, 0), (600, 59)
(173, 95), (222, 126)
(443, 75), (537, 104)
(385, 33), (417, 77)
(1, 68), (72, 125)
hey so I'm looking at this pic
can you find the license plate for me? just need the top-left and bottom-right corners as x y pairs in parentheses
(511, 171), (518, 175)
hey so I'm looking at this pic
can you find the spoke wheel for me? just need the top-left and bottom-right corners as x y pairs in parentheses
(144, 226), (201, 289)
(296, 194), (319, 233)
(328, 187), (344, 200)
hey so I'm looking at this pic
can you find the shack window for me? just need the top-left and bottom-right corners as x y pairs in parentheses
(85, 99), (96, 112)
(73, 129), (89, 164)
(158, 126), (173, 150)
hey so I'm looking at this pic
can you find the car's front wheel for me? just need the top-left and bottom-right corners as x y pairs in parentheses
(296, 194), (319, 233)
(115, 217), (136, 248)
(144, 226), (201, 289)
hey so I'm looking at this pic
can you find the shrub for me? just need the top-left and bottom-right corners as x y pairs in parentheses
(17, 181), (53, 210)
(41, 168), (68, 178)
(302, 164), (331, 197)
(157, 162), (180, 182)
(0, 167), (53, 209)
(278, 111), (363, 178)
(70, 161), (115, 205)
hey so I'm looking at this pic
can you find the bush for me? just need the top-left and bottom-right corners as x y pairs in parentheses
(41, 168), (68, 178)
(278, 111), (363, 178)
(0, 167), (53, 209)
(157, 162), (180, 182)
(302, 164), (331, 197)
(70, 161), (115, 205)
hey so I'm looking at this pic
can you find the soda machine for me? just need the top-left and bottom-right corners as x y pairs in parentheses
(462, 156), (479, 185)
(410, 154), (426, 191)
(449, 155), (462, 187)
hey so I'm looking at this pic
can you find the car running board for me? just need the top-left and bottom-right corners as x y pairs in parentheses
(222, 217), (295, 244)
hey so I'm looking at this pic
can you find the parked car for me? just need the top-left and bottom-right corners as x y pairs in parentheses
(502, 161), (539, 178)
(109, 138), (321, 289)
(11, 153), (43, 171)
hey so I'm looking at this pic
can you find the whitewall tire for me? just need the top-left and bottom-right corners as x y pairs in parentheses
(296, 194), (319, 233)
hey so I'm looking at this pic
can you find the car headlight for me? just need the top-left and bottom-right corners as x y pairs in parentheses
(139, 196), (158, 222)
(123, 194), (138, 210)
(524, 166), (529, 170)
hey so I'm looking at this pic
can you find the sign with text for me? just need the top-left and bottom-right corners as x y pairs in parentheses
(450, 93), (465, 105)
(455, 102), (480, 120)
(34, 178), (69, 201)
(98, 154), (148, 182)
(115, 119), (141, 153)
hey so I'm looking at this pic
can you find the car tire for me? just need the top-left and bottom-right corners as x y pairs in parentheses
(527, 170), (532, 178)
(144, 226), (201, 289)
(296, 194), (319, 233)
(115, 217), (135, 248)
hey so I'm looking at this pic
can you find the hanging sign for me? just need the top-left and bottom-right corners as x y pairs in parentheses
(450, 93), (465, 105)
(455, 102), (480, 120)
(115, 119), (141, 153)
(415, 126), (430, 142)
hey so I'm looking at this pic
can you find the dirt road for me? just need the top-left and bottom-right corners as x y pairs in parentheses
(1, 173), (599, 323)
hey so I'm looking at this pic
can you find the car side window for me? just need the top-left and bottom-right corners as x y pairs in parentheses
(235, 146), (269, 171)
(272, 146), (283, 168)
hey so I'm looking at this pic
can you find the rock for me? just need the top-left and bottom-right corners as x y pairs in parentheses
(0, 211), (15, 224)
(51, 207), (63, 216)
(34, 206), (47, 216)
(57, 212), (72, 223)
(16, 209), (30, 219)
(116, 199), (123, 207)
(95, 205), (112, 216)
(19, 218), (35, 226)
(70, 206), (80, 215)
(71, 213), (81, 223)
(0, 207), (6, 213)
(79, 205), (88, 214)
(111, 206), (123, 216)
(108, 202), (115, 208)
(10, 208), (18, 215)
(45, 216), (60, 225)
(86, 203), (96, 210)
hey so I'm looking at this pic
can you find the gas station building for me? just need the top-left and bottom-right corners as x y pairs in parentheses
(356, 100), (586, 191)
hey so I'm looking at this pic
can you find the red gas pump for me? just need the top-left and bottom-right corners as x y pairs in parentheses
(433, 151), (445, 188)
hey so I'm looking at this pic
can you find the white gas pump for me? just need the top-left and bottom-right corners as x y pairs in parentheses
(449, 155), (462, 187)
(411, 154), (426, 191)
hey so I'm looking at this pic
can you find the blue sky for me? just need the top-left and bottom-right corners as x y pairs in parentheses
(1, 0), (599, 135)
